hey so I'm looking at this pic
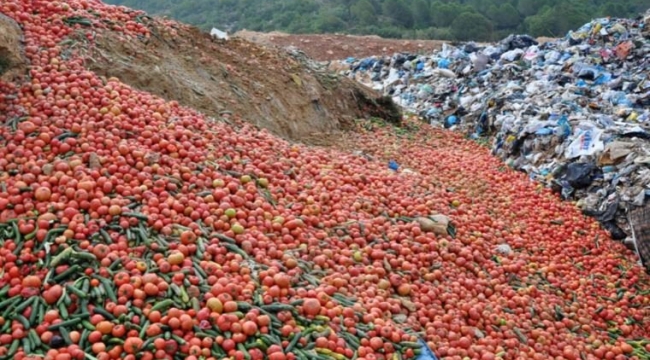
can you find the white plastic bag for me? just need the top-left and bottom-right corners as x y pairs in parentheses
(433, 68), (456, 79)
(210, 28), (229, 40)
(564, 123), (605, 159)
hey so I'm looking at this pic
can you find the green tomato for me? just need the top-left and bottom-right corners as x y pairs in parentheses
(353, 251), (363, 262)
(225, 208), (237, 218)
(231, 223), (244, 234)
(257, 178), (269, 188)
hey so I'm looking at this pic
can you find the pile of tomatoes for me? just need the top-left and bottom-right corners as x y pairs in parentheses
(0, 1), (649, 360)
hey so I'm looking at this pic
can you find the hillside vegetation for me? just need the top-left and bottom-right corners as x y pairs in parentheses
(105, 0), (649, 41)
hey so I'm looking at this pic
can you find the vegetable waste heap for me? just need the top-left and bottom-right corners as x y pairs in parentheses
(0, 1), (649, 360)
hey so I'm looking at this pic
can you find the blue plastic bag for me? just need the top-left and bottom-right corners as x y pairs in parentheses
(611, 91), (633, 107)
(359, 58), (376, 70)
(437, 58), (451, 69)
(425, 108), (441, 118)
(388, 160), (399, 171)
(556, 115), (571, 139)
(475, 111), (488, 136)
(594, 72), (612, 85)
(416, 339), (439, 360)
(444, 115), (459, 129)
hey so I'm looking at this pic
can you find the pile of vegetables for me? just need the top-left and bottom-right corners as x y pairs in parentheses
(0, 1), (649, 360)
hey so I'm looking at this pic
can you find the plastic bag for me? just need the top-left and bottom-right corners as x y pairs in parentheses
(554, 162), (598, 198)
(210, 28), (229, 40)
(500, 49), (524, 62)
(564, 124), (604, 159)
(471, 53), (489, 72)
(523, 46), (539, 61)
(416, 339), (439, 360)
(444, 115), (459, 129)
(475, 112), (489, 136)
(433, 68), (456, 79)
(583, 195), (627, 240)
(615, 41), (634, 59)
(560, 162), (598, 189)
(594, 72), (612, 85)
(388, 160), (399, 171)
(555, 115), (571, 139)
(611, 91), (633, 107)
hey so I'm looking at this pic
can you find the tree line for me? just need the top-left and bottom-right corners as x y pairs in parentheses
(106, 0), (649, 41)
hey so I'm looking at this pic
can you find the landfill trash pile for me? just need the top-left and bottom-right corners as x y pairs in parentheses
(339, 11), (650, 267)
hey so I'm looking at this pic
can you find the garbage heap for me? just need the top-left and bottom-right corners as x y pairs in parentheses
(337, 11), (650, 267)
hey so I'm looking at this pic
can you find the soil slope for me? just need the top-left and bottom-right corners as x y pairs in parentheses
(54, 17), (399, 145)
(0, 14), (26, 82)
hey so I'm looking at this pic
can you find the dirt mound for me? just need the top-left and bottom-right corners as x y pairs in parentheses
(236, 30), (446, 61)
(236, 31), (560, 62)
(67, 19), (397, 145)
(0, 14), (26, 82)
(536, 36), (558, 44)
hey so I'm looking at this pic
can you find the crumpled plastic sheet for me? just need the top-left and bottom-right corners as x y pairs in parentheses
(416, 339), (439, 360)
(337, 10), (650, 262)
